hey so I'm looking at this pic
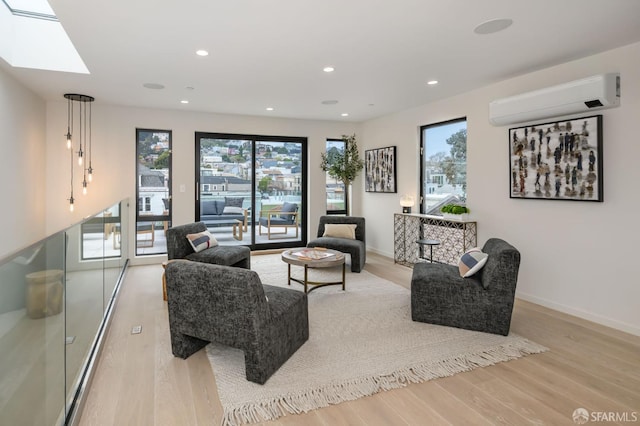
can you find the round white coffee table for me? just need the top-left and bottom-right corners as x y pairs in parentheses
(281, 248), (346, 293)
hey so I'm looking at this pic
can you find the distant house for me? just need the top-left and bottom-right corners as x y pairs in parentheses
(200, 175), (251, 194)
(138, 164), (168, 213)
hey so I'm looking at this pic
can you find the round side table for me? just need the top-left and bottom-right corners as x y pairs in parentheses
(416, 239), (440, 263)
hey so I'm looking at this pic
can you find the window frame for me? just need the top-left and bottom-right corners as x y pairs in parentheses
(135, 128), (172, 256)
(419, 117), (468, 215)
(325, 138), (347, 215)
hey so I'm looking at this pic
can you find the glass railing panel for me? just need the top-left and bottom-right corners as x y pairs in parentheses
(103, 201), (125, 309)
(0, 198), (129, 425)
(0, 231), (66, 425)
(65, 218), (105, 409)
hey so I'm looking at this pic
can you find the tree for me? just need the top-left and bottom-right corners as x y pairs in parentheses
(427, 152), (447, 171)
(320, 134), (364, 215)
(153, 150), (170, 169)
(442, 129), (467, 191)
(258, 176), (272, 193)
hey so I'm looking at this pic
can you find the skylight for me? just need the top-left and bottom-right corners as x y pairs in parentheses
(0, 0), (89, 74)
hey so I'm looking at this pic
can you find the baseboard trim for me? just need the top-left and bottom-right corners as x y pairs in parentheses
(517, 291), (640, 337)
(367, 247), (393, 259)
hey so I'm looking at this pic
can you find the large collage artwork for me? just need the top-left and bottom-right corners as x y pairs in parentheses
(509, 115), (603, 201)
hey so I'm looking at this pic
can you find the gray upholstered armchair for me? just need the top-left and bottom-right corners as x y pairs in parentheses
(166, 222), (250, 269)
(411, 238), (521, 335)
(165, 260), (309, 384)
(307, 216), (366, 272)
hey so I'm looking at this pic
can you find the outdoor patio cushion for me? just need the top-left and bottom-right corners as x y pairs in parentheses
(279, 202), (298, 221)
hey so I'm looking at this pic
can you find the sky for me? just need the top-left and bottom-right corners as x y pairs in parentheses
(423, 120), (467, 158)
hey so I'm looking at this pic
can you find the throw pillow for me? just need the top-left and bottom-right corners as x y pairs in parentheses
(186, 230), (218, 253)
(458, 248), (488, 278)
(323, 224), (357, 240)
(224, 197), (244, 208)
(222, 206), (244, 215)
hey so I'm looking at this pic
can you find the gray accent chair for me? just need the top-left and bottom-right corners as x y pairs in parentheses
(165, 260), (309, 384)
(166, 222), (250, 269)
(411, 238), (520, 336)
(307, 216), (366, 272)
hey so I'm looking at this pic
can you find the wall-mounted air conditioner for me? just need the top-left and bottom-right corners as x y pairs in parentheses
(489, 73), (620, 126)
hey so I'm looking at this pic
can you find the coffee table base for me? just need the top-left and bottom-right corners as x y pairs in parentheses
(287, 263), (346, 294)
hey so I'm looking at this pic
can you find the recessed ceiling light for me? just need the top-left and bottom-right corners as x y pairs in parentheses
(180, 100), (189, 104)
(321, 100), (338, 105)
(323, 66), (335, 73)
(341, 113), (349, 117)
(474, 18), (513, 35)
(143, 83), (164, 90)
(266, 107), (274, 111)
(427, 80), (438, 85)
(196, 49), (209, 56)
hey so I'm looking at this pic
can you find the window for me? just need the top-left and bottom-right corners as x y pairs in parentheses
(420, 118), (467, 215)
(136, 129), (172, 256)
(325, 139), (346, 214)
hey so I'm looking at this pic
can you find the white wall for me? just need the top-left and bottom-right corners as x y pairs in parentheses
(361, 41), (640, 335)
(44, 103), (359, 262)
(0, 67), (46, 259)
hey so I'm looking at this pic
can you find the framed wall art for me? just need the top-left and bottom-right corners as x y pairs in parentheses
(509, 115), (603, 202)
(365, 146), (396, 193)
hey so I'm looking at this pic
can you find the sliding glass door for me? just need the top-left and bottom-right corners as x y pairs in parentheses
(195, 132), (307, 250)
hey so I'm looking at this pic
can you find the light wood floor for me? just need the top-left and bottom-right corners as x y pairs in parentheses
(78, 252), (640, 426)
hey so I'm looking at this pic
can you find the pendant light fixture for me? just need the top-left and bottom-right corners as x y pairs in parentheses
(64, 93), (95, 212)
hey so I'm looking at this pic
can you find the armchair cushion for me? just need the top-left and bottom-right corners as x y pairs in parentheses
(185, 245), (249, 267)
(186, 230), (218, 253)
(323, 223), (357, 239)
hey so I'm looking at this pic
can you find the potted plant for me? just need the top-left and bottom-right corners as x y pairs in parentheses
(320, 134), (364, 216)
(440, 204), (470, 221)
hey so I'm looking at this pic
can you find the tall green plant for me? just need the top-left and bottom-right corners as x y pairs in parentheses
(320, 134), (364, 215)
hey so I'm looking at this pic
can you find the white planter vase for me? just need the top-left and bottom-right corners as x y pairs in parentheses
(443, 213), (469, 221)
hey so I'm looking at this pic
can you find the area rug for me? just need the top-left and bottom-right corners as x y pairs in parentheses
(206, 254), (547, 426)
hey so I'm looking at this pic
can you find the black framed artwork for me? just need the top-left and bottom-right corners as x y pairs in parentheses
(365, 146), (396, 193)
(509, 115), (603, 202)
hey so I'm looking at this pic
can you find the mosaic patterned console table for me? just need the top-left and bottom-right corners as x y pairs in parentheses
(394, 213), (477, 267)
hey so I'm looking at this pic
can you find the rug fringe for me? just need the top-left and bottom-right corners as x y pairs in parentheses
(221, 338), (547, 426)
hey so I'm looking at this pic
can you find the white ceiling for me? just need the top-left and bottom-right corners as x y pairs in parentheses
(3, 0), (640, 122)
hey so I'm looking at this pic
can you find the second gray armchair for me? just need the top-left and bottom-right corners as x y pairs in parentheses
(307, 216), (366, 272)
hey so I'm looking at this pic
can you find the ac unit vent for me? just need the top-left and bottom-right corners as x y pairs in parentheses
(489, 73), (620, 126)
